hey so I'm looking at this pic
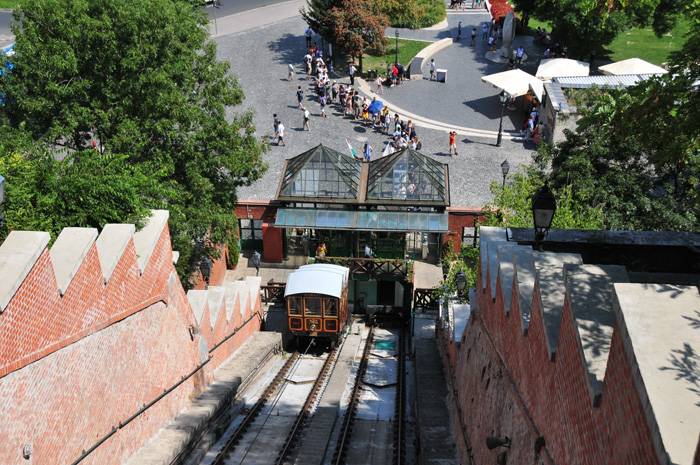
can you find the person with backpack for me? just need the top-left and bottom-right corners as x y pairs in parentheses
(296, 86), (305, 109)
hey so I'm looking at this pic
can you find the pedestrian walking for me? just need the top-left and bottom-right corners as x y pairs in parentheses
(287, 62), (294, 81)
(273, 113), (280, 143)
(278, 122), (286, 146)
(391, 63), (398, 87)
(449, 131), (458, 156)
(429, 59), (436, 81)
(488, 34), (495, 52)
(349, 63), (357, 86)
(303, 108), (311, 130)
(375, 74), (384, 94)
(319, 94), (328, 118)
(516, 46), (525, 65)
(456, 21), (462, 41)
(332, 81), (339, 102)
(470, 27), (477, 46)
(296, 86), (305, 109)
(482, 22), (488, 40)
(305, 27), (312, 48)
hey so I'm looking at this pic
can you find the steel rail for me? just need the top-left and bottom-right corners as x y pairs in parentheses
(211, 351), (300, 465)
(332, 325), (375, 465)
(392, 330), (406, 465)
(275, 342), (341, 465)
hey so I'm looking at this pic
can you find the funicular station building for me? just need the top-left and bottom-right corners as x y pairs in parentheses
(234, 144), (469, 315)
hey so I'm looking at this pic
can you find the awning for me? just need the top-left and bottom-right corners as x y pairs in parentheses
(599, 58), (668, 76)
(275, 208), (450, 232)
(481, 69), (544, 101)
(535, 58), (590, 80)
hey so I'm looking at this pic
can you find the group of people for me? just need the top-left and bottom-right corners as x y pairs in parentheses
(449, 0), (486, 10)
(520, 104), (545, 145)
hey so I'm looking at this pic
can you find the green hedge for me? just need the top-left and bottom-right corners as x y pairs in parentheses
(388, 0), (446, 29)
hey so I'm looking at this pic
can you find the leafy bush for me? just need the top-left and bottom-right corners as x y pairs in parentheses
(382, 0), (446, 29)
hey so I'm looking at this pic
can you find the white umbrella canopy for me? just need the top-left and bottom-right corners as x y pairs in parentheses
(481, 69), (544, 101)
(599, 58), (668, 75)
(535, 58), (590, 80)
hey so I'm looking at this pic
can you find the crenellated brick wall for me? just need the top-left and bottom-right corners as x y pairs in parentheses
(441, 228), (700, 465)
(0, 211), (263, 465)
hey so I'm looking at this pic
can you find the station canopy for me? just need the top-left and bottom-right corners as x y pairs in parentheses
(277, 145), (361, 201)
(274, 145), (450, 233)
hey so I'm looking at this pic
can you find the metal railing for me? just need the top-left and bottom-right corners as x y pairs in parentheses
(312, 257), (412, 279)
(413, 288), (439, 310)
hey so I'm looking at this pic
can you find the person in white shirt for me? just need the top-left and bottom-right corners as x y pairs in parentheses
(288, 62), (294, 81)
(430, 59), (436, 81)
(277, 122), (286, 146)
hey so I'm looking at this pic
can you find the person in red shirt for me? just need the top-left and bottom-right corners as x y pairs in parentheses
(449, 131), (458, 156)
(391, 64), (399, 87)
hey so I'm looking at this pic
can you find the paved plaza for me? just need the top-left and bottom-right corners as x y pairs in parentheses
(214, 0), (545, 207)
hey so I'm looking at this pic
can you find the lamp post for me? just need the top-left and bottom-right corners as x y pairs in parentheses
(496, 90), (509, 147)
(500, 159), (510, 187)
(531, 184), (557, 250)
(395, 29), (400, 65)
(199, 257), (212, 290)
(252, 250), (261, 276)
(455, 270), (467, 299)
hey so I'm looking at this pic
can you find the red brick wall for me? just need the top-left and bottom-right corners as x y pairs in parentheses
(441, 254), (667, 464)
(444, 207), (483, 255)
(0, 221), (263, 465)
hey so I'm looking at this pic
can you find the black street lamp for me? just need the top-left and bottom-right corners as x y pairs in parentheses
(199, 257), (212, 290)
(395, 29), (400, 65)
(455, 270), (467, 295)
(500, 159), (510, 187)
(252, 250), (261, 276)
(531, 184), (557, 250)
(496, 90), (509, 147)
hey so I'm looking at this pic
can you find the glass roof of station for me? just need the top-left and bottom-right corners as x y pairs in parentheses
(366, 149), (447, 203)
(277, 145), (360, 200)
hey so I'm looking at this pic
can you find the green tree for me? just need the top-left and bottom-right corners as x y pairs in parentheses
(0, 126), (157, 244)
(511, 0), (683, 57)
(300, 0), (344, 43)
(326, 0), (390, 71)
(0, 0), (267, 285)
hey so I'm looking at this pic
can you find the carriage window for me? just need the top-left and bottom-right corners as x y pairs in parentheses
(304, 297), (322, 316)
(324, 298), (338, 317)
(288, 297), (302, 316)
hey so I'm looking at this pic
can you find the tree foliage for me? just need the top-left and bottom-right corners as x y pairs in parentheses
(0, 0), (267, 285)
(511, 0), (684, 57)
(327, 0), (390, 60)
(300, 0), (344, 42)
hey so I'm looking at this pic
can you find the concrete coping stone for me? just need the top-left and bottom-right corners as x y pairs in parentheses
(453, 303), (470, 343)
(533, 252), (583, 359)
(206, 286), (226, 329)
(489, 241), (518, 301)
(479, 226), (508, 290)
(564, 263), (629, 406)
(49, 227), (98, 296)
(612, 283), (700, 465)
(96, 223), (135, 284)
(497, 244), (529, 315)
(512, 247), (535, 335)
(172, 251), (180, 265)
(0, 231), (50, 313)
(187, 290), (209, 325)
(245, 276), (262, 316)
(132, 210), (169, 275)
(224, 281), (245, 322)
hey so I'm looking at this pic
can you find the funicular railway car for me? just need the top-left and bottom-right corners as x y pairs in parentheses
(284, 264), (350, 345)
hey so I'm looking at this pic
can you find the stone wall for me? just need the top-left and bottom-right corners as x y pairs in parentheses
(0, 211), (262, 465)
(440, 228), (699, 465)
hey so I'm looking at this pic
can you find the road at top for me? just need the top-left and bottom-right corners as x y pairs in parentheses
(203, 0), (292, 20)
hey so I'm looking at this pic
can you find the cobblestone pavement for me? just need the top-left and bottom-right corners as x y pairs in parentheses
(217, 1), (545, 207)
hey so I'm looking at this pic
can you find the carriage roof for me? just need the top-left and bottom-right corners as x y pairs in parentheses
(284, 264), (349, 299)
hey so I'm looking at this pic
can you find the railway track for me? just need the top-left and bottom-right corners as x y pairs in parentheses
(209, 340), (339, 465)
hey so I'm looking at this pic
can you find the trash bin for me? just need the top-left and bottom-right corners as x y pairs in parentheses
(436, 68), (447, 83)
